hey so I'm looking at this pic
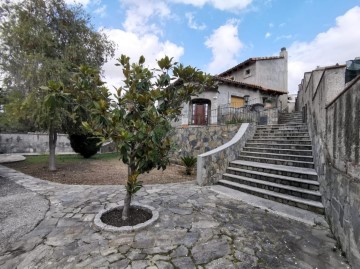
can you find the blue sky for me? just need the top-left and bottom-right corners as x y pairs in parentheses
(66, 0), (360, 93)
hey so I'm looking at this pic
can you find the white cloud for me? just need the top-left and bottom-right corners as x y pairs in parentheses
(287, 6), (360, 93)
(205, 19), (243, 74)
(185, 12), (206, 30)
(101, 28), (184, 89)
(64, 0), (91, 6)
(121, 0), (171, 35)
(171, 0), (253, 12)
(275, 34), (292, 41)
(265, 32), (271, 38)
(94, 5), (106, 17)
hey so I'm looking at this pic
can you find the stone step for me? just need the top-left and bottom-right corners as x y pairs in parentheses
(240, 151), (314, 162)
(256, 127), (308, 131)
(256, 129), (309, 133)
(237, 155), (315, 168)
(255, 130), (309, 135)
(254, 131), (309, 137)
(229, 160), (318, 180)
(278, 118), (303, 121)
(279, 114), (302, 119)
(279, 116), (303, 119)
(218, 180), (324, 214)
(256, 123), (307, 129)
(243, 147), (313, 156)
(279, 120), (303, 124)
(253, 135), (310, 141)
(253, 132), (310, 139)
(222, 173), (321, 201)
(245, 143), (312, 150)
(283, 112), (302, 114)
(279, 120), (303, 123)
(248, 139), (312, 145)
(226, 167), (319, 190)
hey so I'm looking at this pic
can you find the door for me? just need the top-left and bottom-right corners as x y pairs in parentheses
(231, 96), (245, 108)
(194, 104), (206, 125)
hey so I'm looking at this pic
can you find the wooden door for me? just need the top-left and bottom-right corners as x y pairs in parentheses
(194, 104), (206, 125)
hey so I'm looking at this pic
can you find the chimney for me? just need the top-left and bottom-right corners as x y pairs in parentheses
(280, 47), (288, 59)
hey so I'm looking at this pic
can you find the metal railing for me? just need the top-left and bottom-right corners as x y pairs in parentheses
(188, 105), (278, 126)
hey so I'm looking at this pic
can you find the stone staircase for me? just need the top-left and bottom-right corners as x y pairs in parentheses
(218, 112), (324, 215)
(278, 111), (303, 124)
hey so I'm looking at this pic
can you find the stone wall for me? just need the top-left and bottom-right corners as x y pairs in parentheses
(0, 133), (73, 154)
(297, 71), (360, 267)
(170, 124), (242, 163)
(196, 123), (256, 186)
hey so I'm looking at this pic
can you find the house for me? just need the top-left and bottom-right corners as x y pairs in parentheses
(178, 48), (289, 126)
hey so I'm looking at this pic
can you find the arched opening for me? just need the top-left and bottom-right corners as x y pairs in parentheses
(190, 99), (211, 125)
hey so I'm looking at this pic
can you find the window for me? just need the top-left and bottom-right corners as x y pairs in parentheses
(231, 96), (245, 108)
(245, 69), (251, 75)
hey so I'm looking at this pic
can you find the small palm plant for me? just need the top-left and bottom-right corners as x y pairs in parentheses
(181, 155), (197, 175)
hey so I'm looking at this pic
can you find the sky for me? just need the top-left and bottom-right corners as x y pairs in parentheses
(65, 0), (360, 94)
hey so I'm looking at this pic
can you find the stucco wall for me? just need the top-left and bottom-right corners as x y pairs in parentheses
(324, 68), (346, 105)
(216, 84), (262, 105)
(255, 58), (287, 92)
(297, 72), (360, 268)
(231, 62), (257, 85)
(170, 124), (242, 163)
(0, 133), (73, 154)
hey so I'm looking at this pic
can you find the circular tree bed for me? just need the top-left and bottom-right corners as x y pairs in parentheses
(94, 203), (159, 232)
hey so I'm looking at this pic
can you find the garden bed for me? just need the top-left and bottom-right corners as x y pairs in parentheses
(4, 153), (195, 185)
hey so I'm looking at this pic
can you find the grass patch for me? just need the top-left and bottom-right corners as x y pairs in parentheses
(23, 152), (120, 165)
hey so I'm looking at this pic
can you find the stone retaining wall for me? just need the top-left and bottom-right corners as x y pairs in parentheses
(170, 124), (242, 163)
(297, 73), (360, 267)
(196, 123), (256, 186)
(0, 133), (73, 154)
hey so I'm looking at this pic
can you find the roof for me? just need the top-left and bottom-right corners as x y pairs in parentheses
(214, 76), (286, 95)
(314, 64), (346, 71)
(218, 56), (284, 77)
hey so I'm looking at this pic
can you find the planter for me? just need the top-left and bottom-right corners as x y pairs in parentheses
(94, 202), (159, 232)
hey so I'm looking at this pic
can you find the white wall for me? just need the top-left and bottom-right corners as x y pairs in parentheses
(0, 133), (73, 154)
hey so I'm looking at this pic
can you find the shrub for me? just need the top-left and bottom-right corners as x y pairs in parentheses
(181, 155), (197, 175)
(69, 134), (102, 158)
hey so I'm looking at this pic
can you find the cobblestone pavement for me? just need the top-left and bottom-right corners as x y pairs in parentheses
(0, 165), (351, 269)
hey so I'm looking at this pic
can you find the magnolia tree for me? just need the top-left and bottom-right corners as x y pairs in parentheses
(82, 55), (216, 220)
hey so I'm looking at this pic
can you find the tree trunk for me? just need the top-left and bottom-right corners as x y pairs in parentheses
(48, 125), (57, 171)
(122, 165), (133, 220)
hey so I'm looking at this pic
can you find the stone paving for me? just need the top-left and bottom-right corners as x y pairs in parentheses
(0, 165), (351, 269)
(0, 154), (26, 164)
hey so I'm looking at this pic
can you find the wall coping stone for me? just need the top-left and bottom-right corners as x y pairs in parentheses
(196, 123), (256, 186)
(198, 123), (249, 157)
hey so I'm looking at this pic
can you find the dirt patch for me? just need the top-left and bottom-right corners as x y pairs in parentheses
(5, 158), (195, 185)
(101, 207), (152, 227)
